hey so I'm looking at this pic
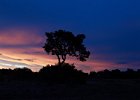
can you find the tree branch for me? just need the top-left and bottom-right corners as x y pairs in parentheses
(61, 54), (66, 64)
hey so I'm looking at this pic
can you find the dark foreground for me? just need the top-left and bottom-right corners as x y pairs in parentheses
(0, 79), (140, 100)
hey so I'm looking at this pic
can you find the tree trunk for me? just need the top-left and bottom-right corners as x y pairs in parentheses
(56, 55), (61, 65)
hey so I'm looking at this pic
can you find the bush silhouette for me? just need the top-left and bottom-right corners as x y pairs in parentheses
(39, 63), (88, 84)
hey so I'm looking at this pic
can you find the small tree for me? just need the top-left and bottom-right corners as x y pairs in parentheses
(43, 30), (90, 64)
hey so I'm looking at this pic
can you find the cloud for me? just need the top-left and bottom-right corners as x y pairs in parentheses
(0, 59), (42, 71)
(23, 51), (45, 55)
(0, 28), (43, 46)
(24, 59), (36, 62)
(0, 54), (36, 62)
(0, 53), (28, 62)
(0, 59), (29, 68)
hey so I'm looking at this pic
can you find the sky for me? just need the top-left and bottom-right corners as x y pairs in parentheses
(0, 0), (140, 72)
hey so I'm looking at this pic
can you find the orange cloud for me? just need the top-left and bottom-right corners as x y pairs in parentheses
(0, 28), (43, 46)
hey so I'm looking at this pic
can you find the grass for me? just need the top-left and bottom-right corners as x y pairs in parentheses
(0, 79), (140, 100)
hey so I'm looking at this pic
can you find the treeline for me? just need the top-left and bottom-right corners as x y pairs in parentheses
(89, 69), (140, 79)
(0, 64), (140, 84)
(0, 63), (87, 84)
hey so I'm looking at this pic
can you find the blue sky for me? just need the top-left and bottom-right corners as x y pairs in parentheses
(0, 0), (140, 72)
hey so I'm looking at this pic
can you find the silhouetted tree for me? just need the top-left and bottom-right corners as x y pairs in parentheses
(43, 30), (90, 64)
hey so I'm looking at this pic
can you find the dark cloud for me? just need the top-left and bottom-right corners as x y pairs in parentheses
(24, 59), (36, 62)
(13, 59), (22, 61)
(23, 51), (45, 55)
(0, 54), (36, 62)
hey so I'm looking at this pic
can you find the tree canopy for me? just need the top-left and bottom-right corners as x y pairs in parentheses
(43, 30), (90, 64)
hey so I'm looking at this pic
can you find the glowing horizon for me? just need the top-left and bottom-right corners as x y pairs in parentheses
(0, 28), (138, 73)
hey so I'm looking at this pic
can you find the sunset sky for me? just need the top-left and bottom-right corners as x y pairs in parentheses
(0, 0), (140, 72)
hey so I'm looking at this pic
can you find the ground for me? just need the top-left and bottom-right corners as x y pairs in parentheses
(0, 79), (140, 100)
